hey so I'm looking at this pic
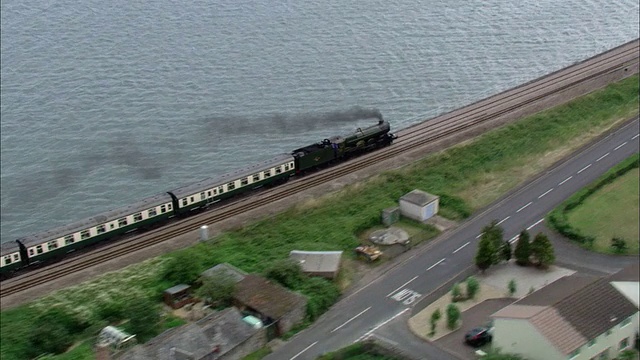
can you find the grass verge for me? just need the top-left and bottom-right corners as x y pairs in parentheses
(1, 74), (638, 360)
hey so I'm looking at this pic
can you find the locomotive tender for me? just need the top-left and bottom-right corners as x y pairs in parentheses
(0, 118), (396, 277)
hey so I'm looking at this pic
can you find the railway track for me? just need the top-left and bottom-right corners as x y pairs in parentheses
(2, 39), (638, 301)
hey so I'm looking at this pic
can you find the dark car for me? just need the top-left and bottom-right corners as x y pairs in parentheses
(464, 327), (492, 347)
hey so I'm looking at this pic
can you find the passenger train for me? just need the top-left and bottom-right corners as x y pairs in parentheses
(0, 118), (396, 278)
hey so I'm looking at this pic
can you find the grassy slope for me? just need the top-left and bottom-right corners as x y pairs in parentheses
(566, 169), (639, 253)
(1, 75), (638, 360)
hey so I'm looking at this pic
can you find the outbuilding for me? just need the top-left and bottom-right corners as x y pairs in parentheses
(289, 250), (343, 280)
(399, 189), (439, 222)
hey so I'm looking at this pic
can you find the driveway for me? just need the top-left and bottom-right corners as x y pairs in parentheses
(435, 298), (514, 359)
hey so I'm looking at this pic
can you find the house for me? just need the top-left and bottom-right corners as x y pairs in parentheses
(289, 250), (343, 279)
(232, 274), (307, 337)
(398, 190), (439, 222)
(491, 267), (639, 360)
(117, 307), (266, 360)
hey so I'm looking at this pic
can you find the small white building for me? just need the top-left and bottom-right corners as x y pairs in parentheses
(398, 190), (439, 222)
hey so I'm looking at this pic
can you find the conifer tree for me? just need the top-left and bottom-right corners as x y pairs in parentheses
(475, 235), (496, 272)
(530, 232), (555, 268)
(514, 229), (531, 266)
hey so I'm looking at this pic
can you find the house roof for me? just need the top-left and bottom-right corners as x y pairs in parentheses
(608, 262), (640, 282)
(289, 250), (343, 274)
(201, 263), (248, 284)
(492, 273), (638, 356)
(399, 190), (438, 206)
(233, 275), (307, 320)
(118, 307), (260, 360)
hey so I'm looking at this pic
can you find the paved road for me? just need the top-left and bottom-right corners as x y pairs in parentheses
(265, 118), (639, 360)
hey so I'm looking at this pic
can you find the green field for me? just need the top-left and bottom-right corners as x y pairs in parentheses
(1, 74), (638, 360)
(566, 169), (639, 254)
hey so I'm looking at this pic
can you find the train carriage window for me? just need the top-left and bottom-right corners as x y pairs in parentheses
(207, 190), (212, 197)
(284, 163), (289, 171)
(200, 192), (205, 200)
(167, 204), (172, 210)
(110, 224), (115, 229)
(4, 255), (12, 265)
(13, 254), (19, 262)
(29, 248), (35, 257)
(134, 213), (143, 222)
(118, 218), (128, 227)
(253, 174), (260, 182)
(182, 199), (188, 207)
(65, 235), (75, 245)
(47, 240), (58, 251)
(96, 225), (106, 234)
(218, 186), (224, 194)
(275, 166), (282, 174)
(227, 182), (235, 190)
(190, 196), (195, 202)
(160, 205), (166, 213)
(148, 208), (157, 217)
(241, 178), (249, 186)
(264, 170), (271, 178)
(80, 230), (90, 240)
(36, 245), (43, 254)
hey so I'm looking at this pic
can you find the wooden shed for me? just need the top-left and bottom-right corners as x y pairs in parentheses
(163, 284), (195, 309)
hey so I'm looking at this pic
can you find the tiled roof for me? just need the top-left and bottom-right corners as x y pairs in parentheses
(233, 275), (307, 320)
(608, 262), (640, 282)
(492, 273), (638, 356)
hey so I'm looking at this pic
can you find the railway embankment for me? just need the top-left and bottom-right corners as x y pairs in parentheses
(1, 71), (637, 360)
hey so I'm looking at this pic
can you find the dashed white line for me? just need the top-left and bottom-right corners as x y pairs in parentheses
(426, 258), (446, 271)
(632, 134), (639, 140)
(497, 216), (510, 225)
(475, 233), (483, 239)
(354, 308), (410, 343)
(516, 202), (532, 213)
(596, 153), (610, 162)
(331, 307), (371, 332)
(538, 188), (553, 199)
(577, 164), (592, 174)
(290, 341), (318, 360)
(614, 142), (627, 151)
(453, 242), (470, 254)
(386, 276), (418, 297)
(558, 176), (572, 186)
(526, 218), (545, 231)
(509, 235), (520, 244)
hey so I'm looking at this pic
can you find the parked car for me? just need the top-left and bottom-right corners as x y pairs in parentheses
(465, 327), (492, 347)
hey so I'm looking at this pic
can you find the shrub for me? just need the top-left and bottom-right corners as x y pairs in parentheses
(163, 251), (201, 285)
(451, 282), (464, 302)
(508, 279), (517, 297)
(197, 273), (236, 307)
(124, 297), (161, 339)
(265, 259), (305, 289)
(466, 276), (480, 300)
(611, 237), (629, 254)
(298, 277), (340, 321)
(446, 304), (461, 330)
(27, 307), (89, 357)
(429, 308), (442, 336)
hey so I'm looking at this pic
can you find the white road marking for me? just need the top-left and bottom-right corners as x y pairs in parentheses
(632, 134), (639, 140)
(516, 202), (532, 213)
(331, 307), (371, 332)
(526, 218), (545, 230)
(577, 164), (592, 174)
(558, 176), (572, 186)
(354, 308), (411, 343)
(453, 242), (470, 254)
(290, 341), (318, 360)
(596, 153), (609, 162)
(475, 233), (483, 239)
(426, 258), (446, 271)
(497, 216), (510, 225)
(614, 142), (627, 151)
(386, 276), (418, 297)
(391, 289), (422, 305)
(538, 188), (553, 199)
(509, 235), (520, 244)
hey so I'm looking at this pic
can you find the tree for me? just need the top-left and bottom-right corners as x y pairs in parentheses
(197, 273), (236, 307)
(446, 304), (461, 330)
(501, 240), (512, 262)
(618, 349), (638, 360)
(508, 279), (517, 297)
(466, 276), (480, 300)
(475, 235), (496, 272)
(28, 307), (80, 357)
(611, 237), (629, 254)
(265, 259), (305, 289)
(514, 230), (531, 266)
(451, 282), (464, 302)
(163, 251), (201, 285)
(429, 308), (442, 336)
(125, 297), (161, 338)
(481, 220), (505, 264)
(530, 232), (555, 268)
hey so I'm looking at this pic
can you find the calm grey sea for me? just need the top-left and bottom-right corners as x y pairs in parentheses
(1, 0), (638, 242)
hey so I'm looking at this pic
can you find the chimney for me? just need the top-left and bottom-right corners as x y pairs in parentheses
(95, 343), (111, 360)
